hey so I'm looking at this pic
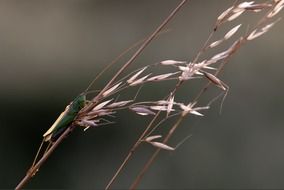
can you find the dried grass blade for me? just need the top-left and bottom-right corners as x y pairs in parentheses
(102, 82), (122, 97)
(92, 99), (113, 111)
(227, 9), (245, 21)
(130, 106), (156, 116)
(145, 135), (162, 142)
(149, 141), (175, 151)
(107, 100), (133, 108)
(202, 71), (226, 91)
(129, 74), (151, 86)
(147, 72), (179, 81)
(209, 40), (224, 48)
(127, 66), (148, 84)
(224, 24), (242, 40)
(160, 60), (186, 65)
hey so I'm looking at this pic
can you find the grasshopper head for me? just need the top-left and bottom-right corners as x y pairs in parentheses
(70, 93), (86, 112)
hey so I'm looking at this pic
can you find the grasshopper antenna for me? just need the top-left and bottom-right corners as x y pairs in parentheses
(174, 134), (192, 150)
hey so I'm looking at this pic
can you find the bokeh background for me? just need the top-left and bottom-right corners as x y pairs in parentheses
(1, 0), (284, 189)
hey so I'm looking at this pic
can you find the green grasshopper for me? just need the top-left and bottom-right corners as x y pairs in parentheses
(42, 93), (86, 142)
(30, 93), (87, 169)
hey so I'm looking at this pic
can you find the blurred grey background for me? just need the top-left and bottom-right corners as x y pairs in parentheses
(1, 0), (284, 189)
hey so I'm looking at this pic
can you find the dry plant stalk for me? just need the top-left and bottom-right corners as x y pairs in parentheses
(15, 0), (283, 189)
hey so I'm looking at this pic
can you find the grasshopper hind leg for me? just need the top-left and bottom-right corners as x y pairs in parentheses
(50, 126), (71, 142)
(31, 140), (52, 168)
(31, 140), (44, 168)
(28, 140), (52, 177)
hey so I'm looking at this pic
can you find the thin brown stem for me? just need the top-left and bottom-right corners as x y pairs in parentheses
(192, 31), (215, 63)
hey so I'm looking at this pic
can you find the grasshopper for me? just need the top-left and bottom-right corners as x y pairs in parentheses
(43, 93), (86, 142)
(30, 94), (87, 170)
